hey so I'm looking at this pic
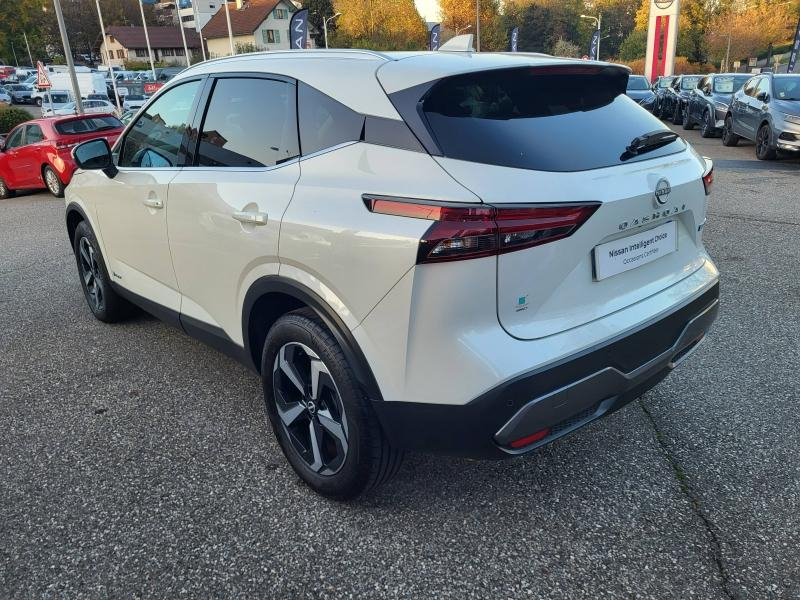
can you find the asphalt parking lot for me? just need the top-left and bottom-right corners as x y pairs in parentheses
(1, 121), (799, 598)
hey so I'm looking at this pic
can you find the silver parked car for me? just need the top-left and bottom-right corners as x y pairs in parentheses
(723, 73), (800, 160)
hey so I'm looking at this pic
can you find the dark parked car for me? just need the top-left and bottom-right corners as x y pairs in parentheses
(684, 73), (751, 137)
(662, 75), (703, 125)
(652, 76), (676, 117)
(626, 75), (656, 110)
(723, 73), (800, 160)
(2, 83), (33, 104)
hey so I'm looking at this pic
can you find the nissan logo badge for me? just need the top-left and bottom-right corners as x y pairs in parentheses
(654, 178), (671, 206)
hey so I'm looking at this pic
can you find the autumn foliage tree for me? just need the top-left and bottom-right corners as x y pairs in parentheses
(332, 0), (428, 49)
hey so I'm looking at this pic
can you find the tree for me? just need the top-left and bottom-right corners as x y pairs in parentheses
(618, 28), (646, 59)
(332, 0), (428, 49)
(503, 0), (586, 54)
(304, 0), (337, 47)
(440, 0), (506, 49)
(552, 37), (580, 57)
(588, 0), (641, 58)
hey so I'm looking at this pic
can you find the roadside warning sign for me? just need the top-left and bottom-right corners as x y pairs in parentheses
(36, 62), (51, 89)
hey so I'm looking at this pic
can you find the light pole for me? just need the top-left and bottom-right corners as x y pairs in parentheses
(475, 0), (480, 51)
(51, 0), (84, 114)
(95, 0), (122, 113)
(138, 0), (157, 80)
(455, 24), (472, 36)
(178, 20), (191, 66)
(223, 0), (235, 55)
(323, 12), (341, 49)
(580, 14), (601, 60)
(23, 32), (35, 66)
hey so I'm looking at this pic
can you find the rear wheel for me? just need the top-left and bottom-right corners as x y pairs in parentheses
(700, 110), (715, 138)
(262, 311), (403, 499)
(35, 97), (42, 107)
(0, 177), (15, 199)
(672, 102), (683, 126)
(721, 115), (740, 146)
(73, 221), (134, 322)
(43, 165), (65, 197)
(755, 124), (777, 160)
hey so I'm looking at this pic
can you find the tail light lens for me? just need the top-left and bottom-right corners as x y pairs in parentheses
(702, 158), (713, 195)
(363, 195), (599, 264)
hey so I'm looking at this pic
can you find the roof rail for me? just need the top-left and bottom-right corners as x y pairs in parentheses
(182, 49), (392, 74)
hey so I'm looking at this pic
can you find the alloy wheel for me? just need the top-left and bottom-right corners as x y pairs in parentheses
(0, 179), (7, 197)
(702, 112), (711, 136)
(45, 169), (61, 195)
(757, 126), (770, 158)
(78, 237), (104, 312)
(272, 342), (349, 475)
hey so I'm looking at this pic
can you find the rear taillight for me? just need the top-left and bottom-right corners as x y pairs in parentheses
(363, 195), (599, 264)
(702, 158), (713, 195)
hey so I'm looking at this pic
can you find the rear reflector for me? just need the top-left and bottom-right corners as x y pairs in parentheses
(363, 195), (599, 264)
(509, 428), (551, 449)
(702, 158), (713, 196)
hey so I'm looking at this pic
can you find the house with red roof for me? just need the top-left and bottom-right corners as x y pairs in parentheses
(101, 25), (203, 67)
(201, 0), (300, 57)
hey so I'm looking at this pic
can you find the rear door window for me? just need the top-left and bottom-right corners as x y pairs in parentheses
(298, 82), (364, 155)
(195, 77), (298, 168)
(415, 66), (684, 172)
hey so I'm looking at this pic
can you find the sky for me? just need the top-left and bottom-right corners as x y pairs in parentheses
(415, 0), (442, 23)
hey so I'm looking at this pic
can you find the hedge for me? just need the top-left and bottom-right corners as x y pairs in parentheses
(0, 107), (32, 135)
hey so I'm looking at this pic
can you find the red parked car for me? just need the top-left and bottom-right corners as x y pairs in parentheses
(0, 114), (123, 199)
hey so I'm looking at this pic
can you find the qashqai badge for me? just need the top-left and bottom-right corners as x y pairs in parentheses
(654, 178), (671, 206)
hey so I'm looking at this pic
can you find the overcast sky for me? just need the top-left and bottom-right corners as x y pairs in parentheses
(415, 0), (441, 23)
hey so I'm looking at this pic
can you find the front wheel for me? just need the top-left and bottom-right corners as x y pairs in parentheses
(0, 177), (15, 200)
(755, 124), (777, 160)
(73, 221), (134, 322)
(262, 311), (403, 499)
(700, 110), (715, 138)
(721, 115), (740, 146)
(672, 102), (684, 126)
(43, 165), (65, 197)
(682, 105), (694, 130)
(35, 97), (42, 107)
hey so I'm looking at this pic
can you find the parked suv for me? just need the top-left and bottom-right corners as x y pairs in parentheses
(684, 73), (751, 137)
(723, 73), (800, 160)
(65, 52), (720, 498)
(663, 75), (702, 125)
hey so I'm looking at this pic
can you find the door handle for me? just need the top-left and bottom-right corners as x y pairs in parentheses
(233, 210), (268, 226)
(142, 198), (163, 209)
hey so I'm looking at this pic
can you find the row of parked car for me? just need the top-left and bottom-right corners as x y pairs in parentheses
(626, 72), (800, 161)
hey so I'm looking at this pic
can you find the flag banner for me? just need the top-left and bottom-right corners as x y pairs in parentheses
(589, 29), (600, 60)
(788, 18), (800, 73)
(290, 9), (309, 50)
(510, 27), (519, 52)
(429, 24), (441, 51)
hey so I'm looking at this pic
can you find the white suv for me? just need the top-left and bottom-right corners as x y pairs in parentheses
(66, 51), (719, 498)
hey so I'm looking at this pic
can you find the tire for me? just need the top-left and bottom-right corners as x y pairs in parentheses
(43, 165), (65, 198)
(755, 124), (777, 160)
(672, 102), (683, 126)
(262, 310), (403, 499)
(73, 220), (134, 323)
(35, 97), (42, 107)
(682, 105), (694, 130)
(721, 115), (740, 147)
(0, 177), (15, 200)
(700, 110), (715, 138)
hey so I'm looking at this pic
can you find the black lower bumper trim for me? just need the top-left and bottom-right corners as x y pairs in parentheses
(371, 283), (719, 459)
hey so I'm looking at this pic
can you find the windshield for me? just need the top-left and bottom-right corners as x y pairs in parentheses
(418, 66), (683, 172)
(658, 77), (675, 88)
(47, 93), (70, 103)
(774, 76), (800, 101)
(681, 77), (701, 90)
(713, 75), (751, 94)
(627, 77), (650, 91)
(55, 116), (122, 135)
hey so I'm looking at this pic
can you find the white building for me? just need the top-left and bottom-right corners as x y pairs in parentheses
(201, 0), (297, 57)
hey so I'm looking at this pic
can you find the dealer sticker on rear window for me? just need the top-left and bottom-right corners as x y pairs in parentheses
(593, 220), (677, 281)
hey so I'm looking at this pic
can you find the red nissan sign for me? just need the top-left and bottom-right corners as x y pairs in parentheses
(144, 82), (164, 95)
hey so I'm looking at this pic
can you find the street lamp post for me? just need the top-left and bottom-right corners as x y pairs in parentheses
(52, 0), (84, 114)
(95, 0), (122, 114)
(323, 12), (341, 49)
(580, 14), (601, 60)
(23, 32), (35, 67)
(224, 0), (235, 55)
(138, 0), (157, 80)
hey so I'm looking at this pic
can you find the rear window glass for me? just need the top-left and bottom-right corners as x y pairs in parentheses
(55, 116), (122, 135)
(419, 66), (684, 172)
(713, 75), (750, 94)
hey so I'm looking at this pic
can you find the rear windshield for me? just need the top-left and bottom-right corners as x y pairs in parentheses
(774, 76), (800, 101)
(713, 75), (750, 94)
(627, 77), (650, 90)
(126, 95), (145, 100)
(55, 116), (122, 135)
(418, 66), (684, 172)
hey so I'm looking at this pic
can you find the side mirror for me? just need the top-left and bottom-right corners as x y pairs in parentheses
(756, 91), (769, 102)
(73, 138), (117, 178)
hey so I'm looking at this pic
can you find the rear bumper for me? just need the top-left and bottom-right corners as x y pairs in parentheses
(371, 282), (719, 459)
